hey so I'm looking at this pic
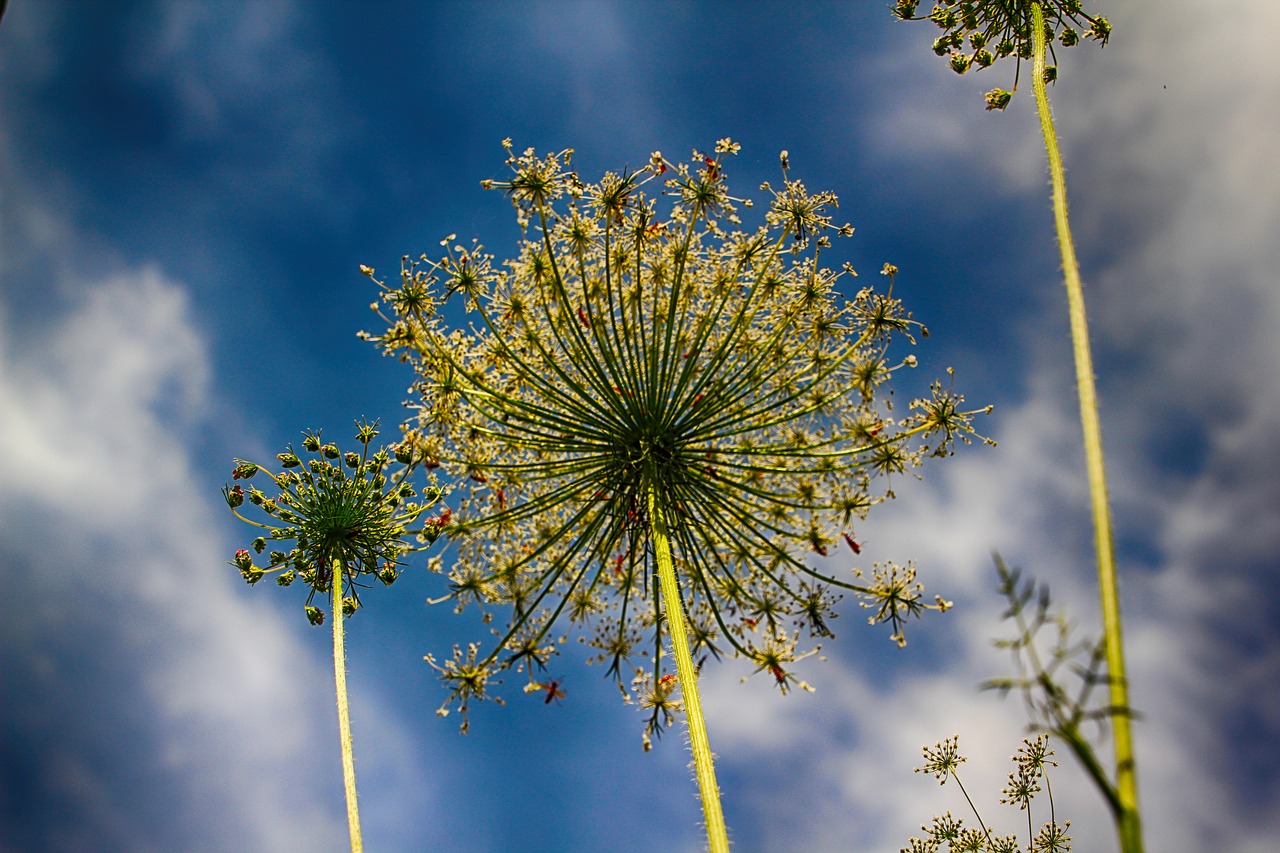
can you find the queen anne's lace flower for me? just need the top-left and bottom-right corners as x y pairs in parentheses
(892, 1), (1111, 109)
(223, 419), (444, 623)
(362, 141), (989, 739)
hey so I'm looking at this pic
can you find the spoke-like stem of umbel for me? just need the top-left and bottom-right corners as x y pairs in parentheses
(647, 487), (730, 853)
(1030, 5), (1142, 852)
(332, 560), (364, 853)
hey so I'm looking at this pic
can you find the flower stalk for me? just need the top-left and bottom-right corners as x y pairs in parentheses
(1029, 4), (1142, 850)
(223, 421), (442, 852)
(649, 485), (728, 853)
(331, 558), (364, 853)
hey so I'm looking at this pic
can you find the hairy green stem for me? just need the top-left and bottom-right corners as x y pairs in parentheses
(648, 488), (730, 853)
(1030, 6), (1143, 851)
(332, 562), (364, 853)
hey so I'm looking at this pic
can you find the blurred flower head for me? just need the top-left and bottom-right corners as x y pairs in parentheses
(892, 0), (1111, 109)
(362, 140), (990, 736)
(222, 419), (444, 624)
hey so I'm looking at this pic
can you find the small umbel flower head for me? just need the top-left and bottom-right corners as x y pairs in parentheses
(362, 140), (990, 735)
(891, 0), (1112, 109)
(222, 419), (445, 623)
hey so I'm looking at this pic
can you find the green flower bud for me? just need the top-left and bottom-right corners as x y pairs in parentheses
(232, 460), (259, 480)
(949, 52), (973, 74)
(985, 89), (1013, 111)
(224, 485), (245, 508)
(252, 536), (266, 554)
(377, 564), (398, 585)
(341, 597), (358, 617)
(278, 452), (301, 468)
(394, 443), (414, 464)
(890, 0), (918, 21)
(306, 605), (325, 626)
(302, 433), (321, 452)
(344, 451), (360, 468)
(322, 443), (340, 460)
(277, 569), (297, 587)
(1090, 17), (1111, 44)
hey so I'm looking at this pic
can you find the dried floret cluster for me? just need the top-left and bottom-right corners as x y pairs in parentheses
(361, 139), (990, 737)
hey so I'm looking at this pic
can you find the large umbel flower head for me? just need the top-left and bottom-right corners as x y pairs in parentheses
(362, 139), (990, 740)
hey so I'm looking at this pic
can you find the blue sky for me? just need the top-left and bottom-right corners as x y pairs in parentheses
(2, 2), (1278, 851)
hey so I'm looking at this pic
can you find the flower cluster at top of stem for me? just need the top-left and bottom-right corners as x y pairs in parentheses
(891, 1), (1111, 110)
(360, 139), (990, 736)
(906, 734), (1070, 852)
(222, 419), (445, 624)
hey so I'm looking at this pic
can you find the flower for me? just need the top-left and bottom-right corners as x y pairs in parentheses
(362, 140), (990, 736)
(917, 735), (967, 782)
(892, 0), (1112, 109)
(222, 419), (445, 622)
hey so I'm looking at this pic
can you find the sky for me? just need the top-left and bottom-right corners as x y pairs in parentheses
(1, 2), (1278, 852)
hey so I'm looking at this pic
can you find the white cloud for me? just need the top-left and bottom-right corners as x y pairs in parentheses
(0, 270), (352, 850)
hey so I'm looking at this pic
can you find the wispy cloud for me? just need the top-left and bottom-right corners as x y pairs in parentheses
(0, 268), (357, 850)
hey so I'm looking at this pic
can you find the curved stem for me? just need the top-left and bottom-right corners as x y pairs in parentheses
(332, 562), (364, 853)
(1030, 6), (1143, 852)
(647, 487), (730, 853)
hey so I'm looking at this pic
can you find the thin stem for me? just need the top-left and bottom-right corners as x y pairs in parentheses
(951, 770), (993, 844)
(332, 561), (364, 853)
(1030, 5), (1143, 852)
(647, 486), (730, 853)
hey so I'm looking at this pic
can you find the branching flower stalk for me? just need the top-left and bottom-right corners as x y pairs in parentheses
(984, 557), (1124, 824)
(1027, 7), (1141, 850)
(362, 140), (989, 853)
(895, 4), (1141, 850)
(905, 734), (1071, 853)
(223, 420), (444, 853)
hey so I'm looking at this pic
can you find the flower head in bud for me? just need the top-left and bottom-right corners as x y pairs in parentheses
(894, 1), (1111, 107)
(223, 419), (447, 623)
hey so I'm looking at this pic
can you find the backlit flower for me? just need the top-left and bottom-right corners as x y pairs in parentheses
(362, 141), (990, 737)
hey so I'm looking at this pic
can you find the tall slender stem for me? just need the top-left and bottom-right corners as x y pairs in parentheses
(332, 562), (364, 853)
(647, 487), (730, 853)
(1030, 6), (1143, 851)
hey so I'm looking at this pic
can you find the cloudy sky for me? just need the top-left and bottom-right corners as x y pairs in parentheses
(2, 2), (1277, 851)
